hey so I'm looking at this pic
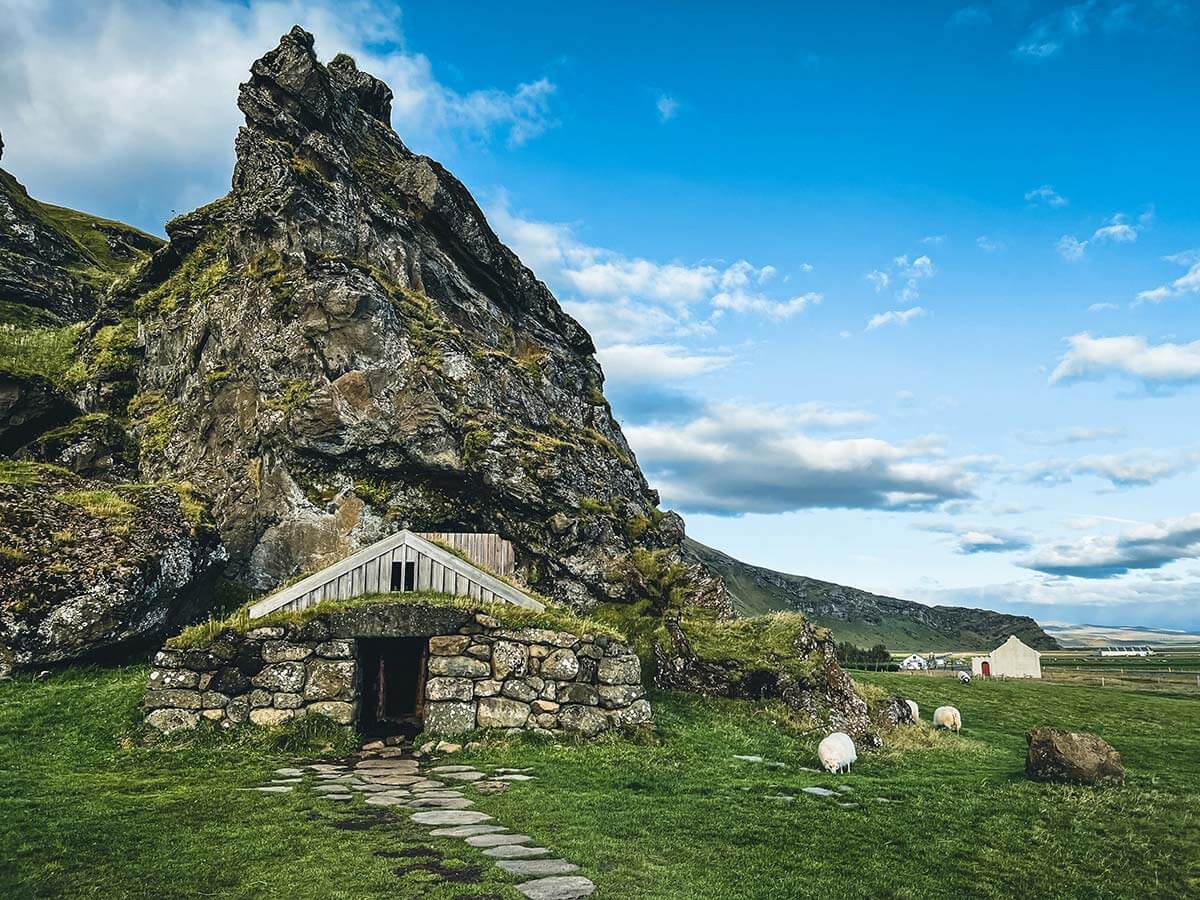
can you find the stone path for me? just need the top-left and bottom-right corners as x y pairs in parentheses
(250, 742), (595, 899)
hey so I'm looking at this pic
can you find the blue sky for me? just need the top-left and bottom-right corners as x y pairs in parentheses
(3, 0), (1200, 629)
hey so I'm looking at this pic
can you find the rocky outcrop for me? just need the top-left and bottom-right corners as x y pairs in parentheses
(685, 537), (1059, 650)
(1025, 728), (1125, 784)
(0, 372), (76, 455)
(119, 27), (725, 617)
(0, 463), (225, 676)
(0, 133), (161, 322)
(653, 615), (875, 740)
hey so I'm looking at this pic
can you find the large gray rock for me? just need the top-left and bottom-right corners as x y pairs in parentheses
(303, 659), (355, 700)
(424, 701), (477, 734)
(477, 697), (530, 728)
(0, 465), (224, 677)
(1026, 728), (1124, 784)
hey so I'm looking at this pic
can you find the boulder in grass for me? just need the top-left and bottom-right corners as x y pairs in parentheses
(1025, 728), (1124, 785)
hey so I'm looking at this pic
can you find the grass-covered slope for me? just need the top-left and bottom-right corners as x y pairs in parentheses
(0, 165), (162, 322)
(686, 537), (1058, 651)
(3, 667), (1196, 898)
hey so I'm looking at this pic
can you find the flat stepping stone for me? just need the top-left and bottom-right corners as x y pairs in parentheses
(732, 755), (763, 763)
(368, 775), (423, 786)
(324, 793), (354, 801)
(493, 767), (533, 774)
(515, 875), (596, 899)
(314, 784), (357, 794)
(365, 795), (408, 807)
(414, 791), (465, 799)
(412, 810), (493, 826)
(766, 795), (795, 802)
(351, 783), (393, 793)
(429, 765), (478, 773)
(837, 802), (860, 808)
(252, 786), (293, 793)
(802, 787), (836, 797)
(483, 844), (551, 859)
(275, 768), (305, 777)
(407, 798), (475, 810)
(498, 859), (580, 878)
(270, 778), (302, 784)
(430, 824), (509, 837)
(474, 780), (510, 795)
(440, 771), (486, 782)
(409, 780), (446, 790)
(497, 774), (534, 782)
(836, 785), (853, 793)
(466, 833), (532, 848)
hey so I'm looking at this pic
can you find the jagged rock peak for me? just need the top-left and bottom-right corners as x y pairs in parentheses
(238, 27), (393, 142)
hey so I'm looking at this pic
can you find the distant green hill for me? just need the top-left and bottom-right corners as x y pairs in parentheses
(684, 538), (1058, 651)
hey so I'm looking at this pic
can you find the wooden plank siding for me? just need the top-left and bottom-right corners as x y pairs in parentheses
(247, 530), (542, 619)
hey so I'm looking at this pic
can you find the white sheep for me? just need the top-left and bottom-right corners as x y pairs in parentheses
(817, 732), (857, 774)
(933, 705), (962, 733)
(958, 671), (972, 684)
(906, 699), (919, 722)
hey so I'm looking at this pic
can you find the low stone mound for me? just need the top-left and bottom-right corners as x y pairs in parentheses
(1025, 727), (1124, 785)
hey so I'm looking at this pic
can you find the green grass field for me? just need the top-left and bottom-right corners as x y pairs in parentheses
(2, 667), (1197, 898)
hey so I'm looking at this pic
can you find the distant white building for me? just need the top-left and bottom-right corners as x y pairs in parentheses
(1096, 645), (1153, 657)
(971, 635), (1042, 679)
(899, 653), (929, 671)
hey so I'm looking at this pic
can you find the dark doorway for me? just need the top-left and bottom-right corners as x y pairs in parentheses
(981, 661), (991, 678)
(358, 638), (428, 737)
(389, 561), (417, 592)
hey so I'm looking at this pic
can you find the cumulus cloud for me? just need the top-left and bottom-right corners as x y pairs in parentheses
(867, 307), (926, 330)
(0, 0), (557, 230)
(1025, 184), (1069, 208)
(1088, 302), (1119, 312)
(623, 403), (976, 516)
(1021, 514), (1200, 578)
(1135, 250), (1200, 304)
(1049, 333), (1200, 386)
(1057, 213), (1146, 261)
(656, 94), (679, 122)
(596, 344), (733, 384)
(923, 521), (1032, 554)
(1025, 450), (1200, 489)
(976, 235), (1004, 253)
(488, 198), (820, 375)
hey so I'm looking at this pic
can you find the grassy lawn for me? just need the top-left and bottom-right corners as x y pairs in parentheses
(2, 667), (1198, 898)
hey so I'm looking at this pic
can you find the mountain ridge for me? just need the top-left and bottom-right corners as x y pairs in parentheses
(684, 537), (1059, 650)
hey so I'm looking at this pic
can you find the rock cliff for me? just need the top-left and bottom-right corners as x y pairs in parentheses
(114, 27), (726, 615)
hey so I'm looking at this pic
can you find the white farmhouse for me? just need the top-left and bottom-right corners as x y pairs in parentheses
(971, 635), (1042, 679)
(899, 653), (929, 671)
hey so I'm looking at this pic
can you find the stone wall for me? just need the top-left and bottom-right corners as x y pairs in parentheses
(422, 612), (651, 737)
(144, 625), (356, 733)
(142, 604), (651, 737)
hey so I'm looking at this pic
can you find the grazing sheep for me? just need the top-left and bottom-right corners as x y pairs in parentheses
(934, 705), (962, 733)
(818, 732), (857, 774)
(906, 699), (919, 721)
(958, 672), (972, 684)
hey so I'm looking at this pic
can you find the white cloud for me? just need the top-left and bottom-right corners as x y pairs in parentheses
(1025, 450), (1200, 489)
(489, 197), (819, 355)
(867, 253), (936, 308)
(1049, 333), (1200, 386)
(1025, 184), (1069, 207)
(1088, 302), (1118, 312)
(0, 0), (557, 227)
(976, 235), (1003, 253)
(921, 235), (946, 246)
(1058, 213), (1145, 261)
(799, 262), (814, 273)
(1022, 514), (1200, 578)
(923, 521), (1032, 554)
(1135, 250), (1200, 304)
(597, 344), (733, 383)
(867, 307), (926, 330)
(656, 94), (679, 122)
(624, 403), (976, 515)
(1057, 234), (1088, 262)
